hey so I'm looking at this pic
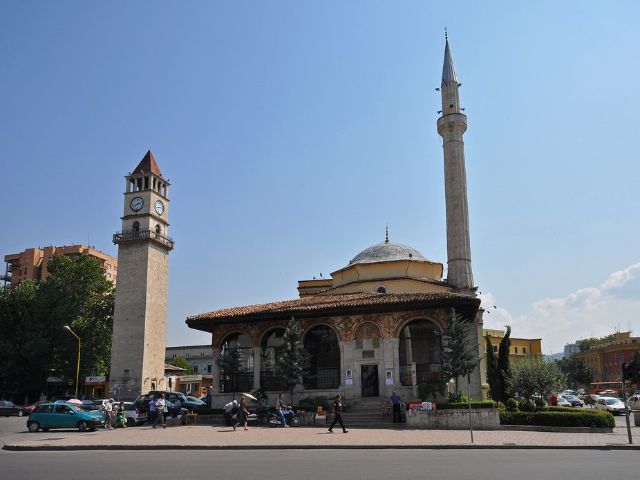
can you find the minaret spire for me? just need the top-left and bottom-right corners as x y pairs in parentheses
(436, 35), (474, 292)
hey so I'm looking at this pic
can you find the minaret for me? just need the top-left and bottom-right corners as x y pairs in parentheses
(437, 35), (474, 292)
(109, 150), (175, 399)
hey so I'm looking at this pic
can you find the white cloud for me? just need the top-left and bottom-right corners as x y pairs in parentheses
(480, 262), (640, 354)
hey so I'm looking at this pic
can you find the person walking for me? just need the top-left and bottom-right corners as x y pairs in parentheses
(328, 394), (348, 433)
(153, 394), (166, 429)
(234, 396), (249, 431)
(224, 400), (238, 426)
(390, 390), (402, 423)
(148, 397), (157, 425)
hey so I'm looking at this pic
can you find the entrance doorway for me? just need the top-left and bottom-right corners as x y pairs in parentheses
(361, 365), (379, 397)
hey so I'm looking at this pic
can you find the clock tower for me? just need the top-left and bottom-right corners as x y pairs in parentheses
(109, 150), (174, 399)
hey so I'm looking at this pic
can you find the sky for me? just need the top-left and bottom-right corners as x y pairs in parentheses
(1, 1), (639, 354)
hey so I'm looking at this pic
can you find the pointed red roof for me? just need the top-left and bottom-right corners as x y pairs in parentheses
(132, 150), (163, 178)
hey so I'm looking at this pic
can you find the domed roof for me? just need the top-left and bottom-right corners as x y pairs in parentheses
(349, 241), (428, 266)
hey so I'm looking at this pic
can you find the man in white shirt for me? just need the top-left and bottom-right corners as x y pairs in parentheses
(153, 394), (166, 429)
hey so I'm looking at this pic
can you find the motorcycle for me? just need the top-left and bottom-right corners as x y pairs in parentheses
(268, 408), (301, 427)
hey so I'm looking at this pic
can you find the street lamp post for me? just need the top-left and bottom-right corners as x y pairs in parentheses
(64, 325), (81, 399)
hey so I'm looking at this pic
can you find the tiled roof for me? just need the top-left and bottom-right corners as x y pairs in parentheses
(187, 292), (479, 328)
(132, 150), (163, 178)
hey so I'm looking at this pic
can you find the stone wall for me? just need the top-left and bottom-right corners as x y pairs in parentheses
(405, 408), (499, 430)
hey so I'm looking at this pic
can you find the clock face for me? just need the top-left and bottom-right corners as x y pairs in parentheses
(130, 197), (144, 212)
(155, 200), (165, 216)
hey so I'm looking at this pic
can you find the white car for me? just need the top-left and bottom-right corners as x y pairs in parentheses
(595, 397), (627, 415)
(556, 395), (572, 407)
(626, 394), (640, 410)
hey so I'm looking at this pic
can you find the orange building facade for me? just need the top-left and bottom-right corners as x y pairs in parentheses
(3, 245), (117, 286)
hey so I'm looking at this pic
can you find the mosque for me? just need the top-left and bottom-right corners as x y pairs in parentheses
(187, 37), (486, 406)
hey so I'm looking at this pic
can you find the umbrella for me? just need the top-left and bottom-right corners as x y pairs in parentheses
(67, 399), (83, 405)
(241, 393), (258, 401)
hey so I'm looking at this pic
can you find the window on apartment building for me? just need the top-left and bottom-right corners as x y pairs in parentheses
(192, 365), (198, 374)
(523, 347), (527, 354)
(514, 347), (518, 354)
(207, 365), (212, 373)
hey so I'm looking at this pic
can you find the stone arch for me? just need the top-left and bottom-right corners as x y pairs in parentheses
(259, 327), (287, 391)
(398, 318), (443, 387)
(218, 331), (254, 393)
(354, 321), (381, 339)
(303, 324), (340, 390)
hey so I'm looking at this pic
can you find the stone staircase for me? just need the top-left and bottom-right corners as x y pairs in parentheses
(332, 397), (404, 428)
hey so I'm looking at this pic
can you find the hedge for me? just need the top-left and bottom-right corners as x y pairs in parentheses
(436, 401), (495, 410)
(545, 406), (588, 413)
(500, 410), (614, 428)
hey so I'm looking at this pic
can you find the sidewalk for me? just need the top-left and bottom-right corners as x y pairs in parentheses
(3, 424), (639, 451)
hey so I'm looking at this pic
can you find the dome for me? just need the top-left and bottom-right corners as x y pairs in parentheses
(349, 241), (428, 266)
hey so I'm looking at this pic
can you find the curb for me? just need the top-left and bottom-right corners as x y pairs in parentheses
(4, 443), (640, 452)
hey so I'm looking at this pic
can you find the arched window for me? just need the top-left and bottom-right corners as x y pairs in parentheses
(376, 286), (387, 294)
(260, 328), (287, 391)
(303, 325), (340, 389)
(155, 224), (161, 237)
(398, 320), (442, 387)
(219, 333), (254, 393)
(132, 221), (140, 237)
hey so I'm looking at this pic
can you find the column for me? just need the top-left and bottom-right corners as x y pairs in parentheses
(252, 346), (261, 390)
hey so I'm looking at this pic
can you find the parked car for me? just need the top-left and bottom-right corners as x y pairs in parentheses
(133, 392), (188, 417)
(595, 397), (627, 415)
(563, 394), (585, 407)
(89, 399), (111, 411)
(184, 396), (206, 411)
(23, 400), (46, 415)
(121, 401), (147, 427)
(27, 402), (106, 432)
(0, 400), (26, 417)
(626, 394), (640, 410)
(556, 396), (572, 407)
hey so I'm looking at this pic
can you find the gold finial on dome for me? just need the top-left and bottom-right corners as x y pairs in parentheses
(385, 225), (389, 244)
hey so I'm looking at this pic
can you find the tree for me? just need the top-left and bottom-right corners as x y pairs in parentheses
(216, 344), (244, 400)
(170, 356), (193, 375)
(485, 334), (500, 402)
(274, 317), (306, 405)
(577, 334), (615, 352)
(556, 356), (593, 388)
(440, 309), (479, 396)
(510, 355), (565, 401)
(0, 254), (114, 402)
(497, 325), (512, 403)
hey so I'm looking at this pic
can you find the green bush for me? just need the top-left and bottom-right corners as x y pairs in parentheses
(497, 401), (506, 412)
(519, 399), (536, 412)
(534, 397), (546, 409)
(506, 398), (519, 411)
(447, 392), (470, 403)
(500, 410), (614, 428)
(545, 406), (584, 413)
(436, 401), (495, 410)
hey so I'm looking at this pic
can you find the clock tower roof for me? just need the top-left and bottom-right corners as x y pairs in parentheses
(132, 150), (164, 178)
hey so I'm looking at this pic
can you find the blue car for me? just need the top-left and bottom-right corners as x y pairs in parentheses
(27, 402), (106, 432)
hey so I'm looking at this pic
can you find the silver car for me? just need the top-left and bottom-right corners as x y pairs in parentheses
(595, 397), (626, 415)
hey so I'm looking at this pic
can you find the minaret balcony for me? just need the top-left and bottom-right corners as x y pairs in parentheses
(113, 229), (175, 250)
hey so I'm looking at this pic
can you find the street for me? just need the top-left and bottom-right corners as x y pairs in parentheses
(0, 449), (639, 479)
